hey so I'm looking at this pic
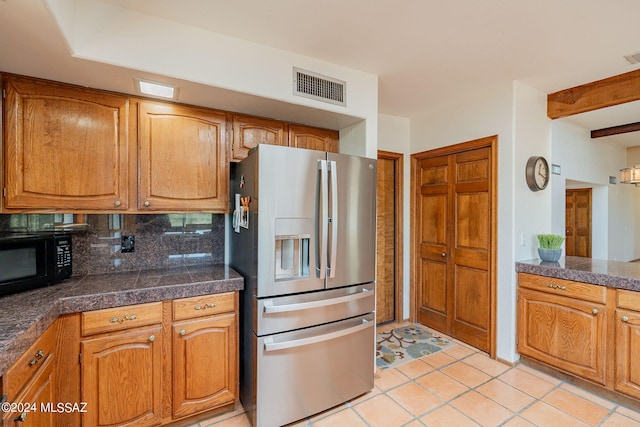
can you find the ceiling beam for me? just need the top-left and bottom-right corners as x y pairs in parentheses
(547, 69), (640, 119)
(591, 121), (640, 139)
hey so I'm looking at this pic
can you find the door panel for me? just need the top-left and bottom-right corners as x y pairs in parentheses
(565, 189), (592, 257)
(376, 156), (396, 323)
(414, 140), (493, 353)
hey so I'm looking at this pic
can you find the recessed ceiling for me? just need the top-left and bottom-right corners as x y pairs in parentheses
(561, 101), (640, 148)
(1, 0), (640, 121)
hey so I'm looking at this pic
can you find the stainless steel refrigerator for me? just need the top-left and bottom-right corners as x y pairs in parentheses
(230, 144), (377, 427)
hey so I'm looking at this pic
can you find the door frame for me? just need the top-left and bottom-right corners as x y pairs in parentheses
(410, 136), (498, 357)
(377, 150), (404, 323)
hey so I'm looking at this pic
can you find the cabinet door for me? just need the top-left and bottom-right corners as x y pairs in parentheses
(172, 313), (237, 419)
(138, 101), (228, 211)
(615, 309), (640, 399)
(288, 124), (339, 153)
(231, 114), (287, 161)
(2, 356), (55, 427)
(518, 288), (607, 384)
(81, 326), (163, 427)
(3, 75), (129, 210)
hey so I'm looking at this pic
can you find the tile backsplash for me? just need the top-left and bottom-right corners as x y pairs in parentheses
(0, 213), (225, 275)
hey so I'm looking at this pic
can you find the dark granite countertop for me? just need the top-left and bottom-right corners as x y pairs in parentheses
(0, 264), (243, 377)
(516, 256), (640, 292)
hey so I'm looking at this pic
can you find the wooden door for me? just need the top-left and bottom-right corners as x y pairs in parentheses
(376, 151), (403, 324)
(413, 137), (495, 354)
(81, 326), (163, 427)
(138, 101), (228, 212)
(518, 288), (606, 384)
(3, 75), (130, 211)
(2, 357), (55, 427)
(172, 313), (237, 419)
(288, 124), (339, 152)
(565, 188), (592, 257)
(615, 308), (640, 399)
(231, 114), (288, 161)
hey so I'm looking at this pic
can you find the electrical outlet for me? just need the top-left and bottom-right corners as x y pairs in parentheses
(121, 235), (135, 252)
(520, 232), (526, 246)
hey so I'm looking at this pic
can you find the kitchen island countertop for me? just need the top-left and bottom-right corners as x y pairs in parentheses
(516, 256), (640, 292)
(0, 264), (243, 377)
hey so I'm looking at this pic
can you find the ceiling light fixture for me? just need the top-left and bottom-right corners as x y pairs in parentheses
(135, 78), (179, 100)
(620, 165), (640, 185)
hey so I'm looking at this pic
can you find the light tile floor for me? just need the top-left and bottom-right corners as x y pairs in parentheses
(189, 323), (640, 427)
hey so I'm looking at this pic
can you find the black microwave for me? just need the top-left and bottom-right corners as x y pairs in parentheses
(0, 233), (72, 297)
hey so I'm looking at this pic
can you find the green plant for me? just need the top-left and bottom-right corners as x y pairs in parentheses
(537, 234), (565, 249)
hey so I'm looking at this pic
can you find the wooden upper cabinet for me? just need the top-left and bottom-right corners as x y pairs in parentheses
(288, 124), (339, 153)
(137, 101), (229, 212)
(2, 75), (129, 211)
(231, 114), (287, 161)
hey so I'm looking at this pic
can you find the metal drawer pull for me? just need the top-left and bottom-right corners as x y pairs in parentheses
(264, 320), (372, 352)
(28, 349), (45, 366)
(148, 335), (155, 342)
(264, 289), (372, 314)
(110, 314), (138, 323)
(546, 283), (567, 290)
(14, 412), (27, 422)
(622, 315), (630, 323)
(179, 329), (186, 336)
(194, 303), (217, 310)
(592, 308), (599, 315)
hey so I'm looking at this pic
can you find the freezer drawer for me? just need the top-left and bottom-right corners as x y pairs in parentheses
(253, 314), (374, 427)
(255, 284), (374, 336)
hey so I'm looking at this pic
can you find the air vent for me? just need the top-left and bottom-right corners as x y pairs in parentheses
(293, 67), (346, 106)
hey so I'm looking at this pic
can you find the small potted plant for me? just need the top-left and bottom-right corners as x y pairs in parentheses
(537, 234), (565, 262)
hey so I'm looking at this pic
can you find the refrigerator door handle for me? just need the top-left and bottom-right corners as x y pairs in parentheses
(328, 160), (338, 278)
(263, 318), (372, 352)
(317, 159), (329, 280)
(262, 288), (373, 314)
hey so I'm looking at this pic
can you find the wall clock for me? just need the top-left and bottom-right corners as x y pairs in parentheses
(525, 156), (549, 191)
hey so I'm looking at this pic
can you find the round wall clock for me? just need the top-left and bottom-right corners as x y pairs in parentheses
(525, 156), (549, 191)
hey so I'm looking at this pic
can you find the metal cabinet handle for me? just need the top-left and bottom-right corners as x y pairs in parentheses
(14, 412), (27, 422)
(110, 314), (138, 323)
(179, 329), (186, 336)
(148, 335), (155, 342)
(622, 315), (630, 323)
(546, 283), (567, 290)
(194, 303), (216, 310)
(592, 308), (599, 315)
(441, 252), (446, 257)
(143, 201), (150, 207)
(114, 200), (121, 207)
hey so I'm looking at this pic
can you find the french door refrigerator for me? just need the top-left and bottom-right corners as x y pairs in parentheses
(230, 144), (377, 427)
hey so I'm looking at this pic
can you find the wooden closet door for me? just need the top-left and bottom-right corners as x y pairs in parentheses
(416, 155), (450, 333)
(565, 188), (592, 257)
(414, 139), (494, 354)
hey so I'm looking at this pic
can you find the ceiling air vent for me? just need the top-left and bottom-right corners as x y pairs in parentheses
(624, 51), (640, 65)
(293, 67), (346, 107)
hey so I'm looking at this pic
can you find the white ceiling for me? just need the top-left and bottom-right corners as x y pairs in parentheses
(1, 0), (640, 131)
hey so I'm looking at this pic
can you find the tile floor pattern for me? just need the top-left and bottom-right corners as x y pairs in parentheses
(188, 323), (640, 427)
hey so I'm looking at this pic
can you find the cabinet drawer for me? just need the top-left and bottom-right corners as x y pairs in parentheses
(81, 302), (162, 336)
(518, 272), (606, 304)
(617, 289), (640, 311)
(173, 292), (236, 321)
(2, 322), (57, 401)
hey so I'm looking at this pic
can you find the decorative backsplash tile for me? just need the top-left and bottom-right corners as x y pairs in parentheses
(0, 214), (225, 275)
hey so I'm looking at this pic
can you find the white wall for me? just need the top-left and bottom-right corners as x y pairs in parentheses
(45, 0), (379, 158)
(378, 114), (411, 319)
(552, 120), (638, 261)
(408, 81), (551, 363)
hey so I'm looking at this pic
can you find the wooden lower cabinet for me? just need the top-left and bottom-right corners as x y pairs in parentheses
(172, 313), (237, 418)
(615, 290), (640, 399)
(518, 287), (607, 384)
(2, 357), (56, 427)
(81, 325), (163, 427)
